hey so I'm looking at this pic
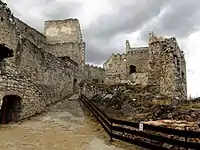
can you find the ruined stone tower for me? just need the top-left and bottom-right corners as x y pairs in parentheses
(44, 19), (83, 43)
(44, 19), (85, 70)
(148, 32), (187, 99)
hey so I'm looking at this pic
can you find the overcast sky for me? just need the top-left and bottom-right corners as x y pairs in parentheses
(5, 0), (200, 97)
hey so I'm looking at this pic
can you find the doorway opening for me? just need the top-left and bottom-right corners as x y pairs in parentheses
(0, 95), (22, 124)
(0, 43), (14, 62)
(129, 65), (136, 74)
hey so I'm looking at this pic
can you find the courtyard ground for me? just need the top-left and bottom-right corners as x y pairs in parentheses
(0, 94), (136, 150)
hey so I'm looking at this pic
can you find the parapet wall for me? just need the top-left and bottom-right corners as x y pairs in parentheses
(103, 53), (126, 69)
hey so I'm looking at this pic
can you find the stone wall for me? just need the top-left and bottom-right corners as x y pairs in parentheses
(83, 64), (105, 83)
(127, 73), (148, 86)
(126, 47), (149, 74)
(45, 42), (85, 66)
(104, 74), (121, 85)
(148, 32), (187, 99)
(103, 47), (149, 85)
(44, 19), (85, 70)
(0, 2), (82, 121)
(19, 38), (80, 101)
(0, 38), (80, 119)
(103, 53), (126, 83)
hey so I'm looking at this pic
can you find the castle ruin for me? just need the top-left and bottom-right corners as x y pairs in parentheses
(103, 32), (187, 100)
(0, 1), (187, 124)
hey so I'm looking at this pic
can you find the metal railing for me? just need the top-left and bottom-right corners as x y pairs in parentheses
(79, 94), (200, 150)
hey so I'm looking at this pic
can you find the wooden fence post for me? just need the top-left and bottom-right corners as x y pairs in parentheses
(110, 118), (113, 142)
(185, 126), (188, 150)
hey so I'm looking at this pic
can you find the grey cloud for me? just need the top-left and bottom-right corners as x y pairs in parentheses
(86, 0), (167, 39)
(139, 0), (200, 41)
(84, 0), (168, 63)
(5, 0), (200, 65)
(84, 0), (200, 64)
(85, 46), (110, 64)
(41, 1), (83, 20)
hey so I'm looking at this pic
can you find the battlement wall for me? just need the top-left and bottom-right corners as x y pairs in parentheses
(85, 64), (105, 70)
(83, 64), (105, 83)
(127, 47), (148, 56)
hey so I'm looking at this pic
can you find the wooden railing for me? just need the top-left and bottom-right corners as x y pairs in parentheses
(79, 94), (200, 150)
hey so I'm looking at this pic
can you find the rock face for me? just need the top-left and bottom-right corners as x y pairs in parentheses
(103, 32), (187, 100)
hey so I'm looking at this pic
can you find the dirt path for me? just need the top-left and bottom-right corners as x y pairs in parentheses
(0, 95), (126, 150)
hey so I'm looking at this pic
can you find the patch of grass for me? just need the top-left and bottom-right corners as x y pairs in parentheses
(179, 103), (200, 110)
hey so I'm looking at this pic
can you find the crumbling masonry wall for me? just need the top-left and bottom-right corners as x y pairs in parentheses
(0, 2), (82, 120)
(103, 46), (149, 86)
(148, 32), (187, 99)
(44, 19), (85, 70)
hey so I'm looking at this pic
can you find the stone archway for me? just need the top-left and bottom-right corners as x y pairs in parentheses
(0, 95), (22, 124)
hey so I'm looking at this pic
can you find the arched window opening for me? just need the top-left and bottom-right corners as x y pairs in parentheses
(73, 78), (77, 92)
(129, 65), (136, 74)
(0, 95), (22, 124)
(0, 44), (14, 62)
